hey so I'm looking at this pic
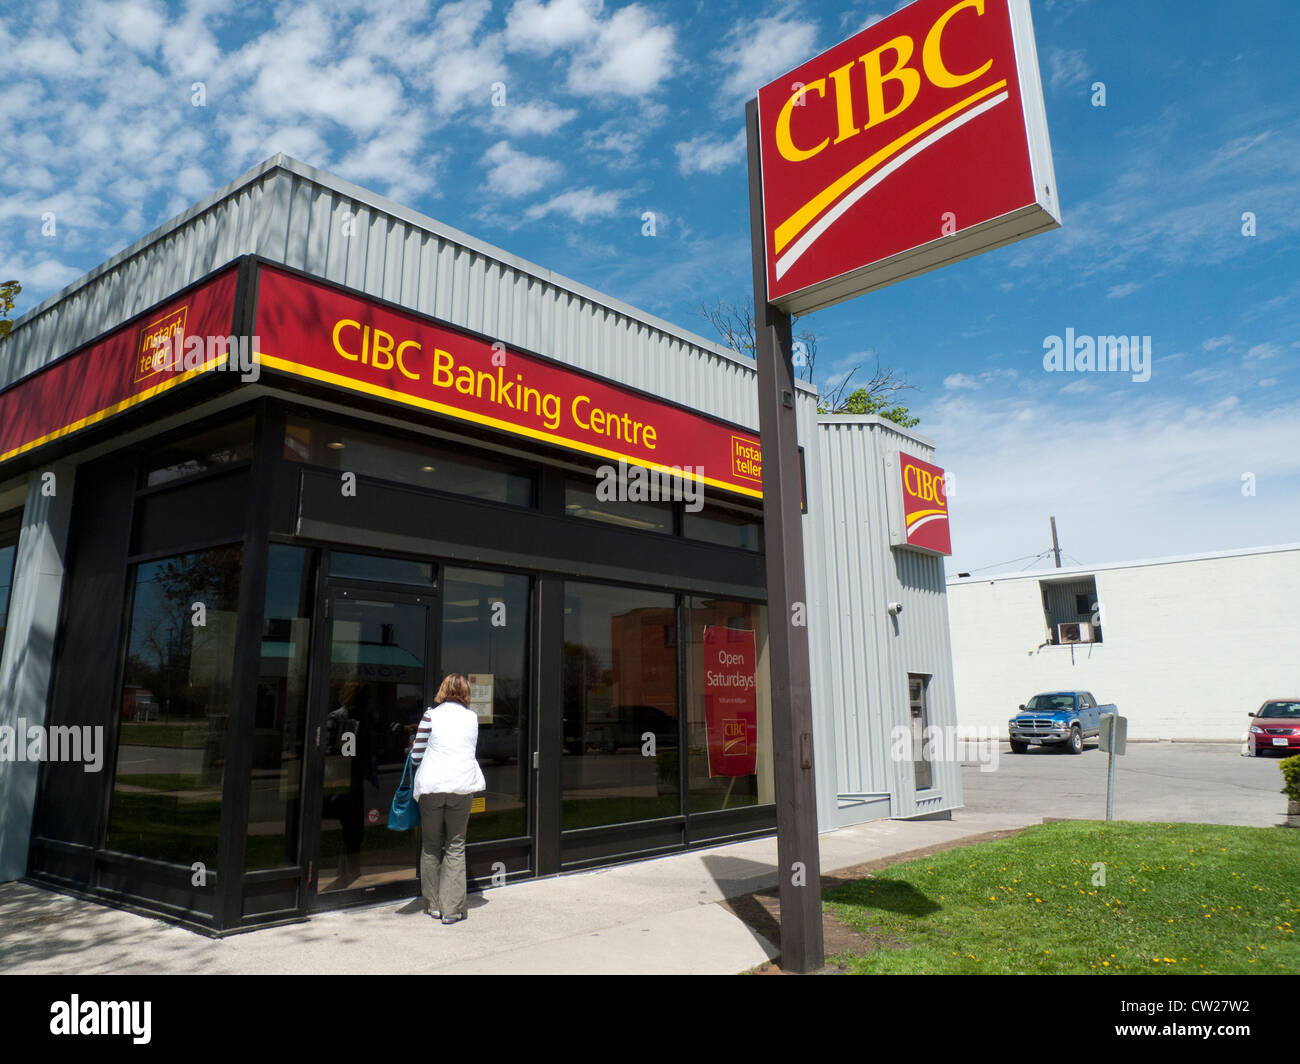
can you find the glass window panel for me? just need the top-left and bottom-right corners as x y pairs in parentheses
(0, 513), (18, 655)
(246, 545), (315, 870)
(107, 546), (242, 866)
(440, 567), (532, 842)
(682, 507), (763, 551)
(684, 597), (774, 813)
(285, 415), (534, 506)
(562, 581), (679, 829)
(142, 418), (254, 487)
(318, 596), (428, 893)
(564, 478), (673, 534)
(330, 550), (436, 587)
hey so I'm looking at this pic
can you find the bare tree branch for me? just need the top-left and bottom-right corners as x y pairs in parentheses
(695, 297), (918, 426)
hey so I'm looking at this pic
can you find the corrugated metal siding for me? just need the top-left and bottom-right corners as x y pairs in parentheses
(806, 416), (962, 827)
(4, 157), (811, 434)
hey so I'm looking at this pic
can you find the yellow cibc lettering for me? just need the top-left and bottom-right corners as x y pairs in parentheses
(904, 464), (920, 496)
(370, 329), (395, 371)
(860, 35), (921, 130)
(923, 0), (992, 88)
(776, 79), (829, 162)
(395, 339), (421, 381)
(332, 319), (361, 361)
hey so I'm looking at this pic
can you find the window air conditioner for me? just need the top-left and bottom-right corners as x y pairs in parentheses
(1057, 622), (1094, 644)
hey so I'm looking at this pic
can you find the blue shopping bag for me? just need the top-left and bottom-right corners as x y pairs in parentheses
(388, 753), (419, 831)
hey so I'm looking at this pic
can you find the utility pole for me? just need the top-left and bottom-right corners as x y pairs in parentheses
(1050, 516), (1062, 568)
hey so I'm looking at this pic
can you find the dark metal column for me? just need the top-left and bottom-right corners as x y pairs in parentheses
(744, 98), (824, 973)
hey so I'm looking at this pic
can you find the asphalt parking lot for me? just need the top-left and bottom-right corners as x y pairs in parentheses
(960, 741), (1291, 828)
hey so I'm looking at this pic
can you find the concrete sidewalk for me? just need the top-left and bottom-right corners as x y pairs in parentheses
(0, 811), (1039, 975)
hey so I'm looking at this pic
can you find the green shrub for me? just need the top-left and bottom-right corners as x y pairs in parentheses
(1280, 754), (1300, 802)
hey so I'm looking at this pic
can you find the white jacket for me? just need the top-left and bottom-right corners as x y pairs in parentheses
(411, 701), (486, 797)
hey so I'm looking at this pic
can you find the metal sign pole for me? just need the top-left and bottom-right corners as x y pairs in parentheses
(1106, 745), (1115, 821)
(745, 98), (824, 974)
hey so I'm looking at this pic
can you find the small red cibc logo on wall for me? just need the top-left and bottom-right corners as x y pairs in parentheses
(756, 0), (1059, 315)
(900, 454), (951, 555)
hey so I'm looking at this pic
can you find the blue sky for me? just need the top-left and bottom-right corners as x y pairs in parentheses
(3, 0), (1298, 575)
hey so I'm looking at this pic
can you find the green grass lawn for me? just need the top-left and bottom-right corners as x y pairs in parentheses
(824, 821), (1299, 974)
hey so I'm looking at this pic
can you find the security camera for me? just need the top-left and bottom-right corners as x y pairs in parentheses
(887, 602), (903, 616)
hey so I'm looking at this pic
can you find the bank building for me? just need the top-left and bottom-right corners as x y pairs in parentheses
(0, 156), (960, 934)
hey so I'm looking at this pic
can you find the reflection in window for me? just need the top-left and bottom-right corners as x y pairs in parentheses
(564, 478), (673, 534)
(330, 551), (436, 587)
(684, 597), (773, 812)
(141, 418), (254, 487)
(682, 507), (763, 551)
(441, 567), (531, 841)
(246, 546), (315, 870)
(107, 546), (242, 866)
(285, 415), (534, 506)
(562, 582), (679, 829)
(0, 510), (19, 656)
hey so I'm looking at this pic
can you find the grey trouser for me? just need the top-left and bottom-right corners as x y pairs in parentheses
(417, 792), (472, 917)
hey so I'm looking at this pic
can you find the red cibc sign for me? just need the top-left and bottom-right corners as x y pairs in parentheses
(899, 453), (952, 555)
(0, 268), (239, 465)
(756, 0), (1060, 314)
(255, 267), (764, 499)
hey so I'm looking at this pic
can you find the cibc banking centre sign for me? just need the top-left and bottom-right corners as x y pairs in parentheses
(756, 0), (1060, 314)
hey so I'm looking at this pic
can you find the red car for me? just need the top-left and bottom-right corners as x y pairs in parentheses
(1249, 700), (1300, 755)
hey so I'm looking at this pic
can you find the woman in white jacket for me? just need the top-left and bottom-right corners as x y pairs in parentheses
(410, 673), (485, 924)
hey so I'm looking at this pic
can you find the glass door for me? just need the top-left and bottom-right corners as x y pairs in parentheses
(305, 585), (437, 906)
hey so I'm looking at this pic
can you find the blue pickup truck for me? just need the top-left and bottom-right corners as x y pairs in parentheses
(1008, 691), (1118, 754)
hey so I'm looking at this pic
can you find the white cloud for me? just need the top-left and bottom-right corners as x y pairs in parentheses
(525, 186), (625, 223)
(505, 0), (600, 53)
(1046, 47), (1090, 92)
(674, 128), (746, 176)
(714, 15), (819, 101)
(487, 100), (579, 136)
(1247, 342), (1283, 360)
(944, 373), (979, 390)
(481, 140), (563, 198)
(930, 388), (1300, 575)
(1107, 282), (1140, 298)
(566, 4), (676, 97)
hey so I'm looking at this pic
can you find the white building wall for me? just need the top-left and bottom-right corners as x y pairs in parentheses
(947, 545), (1300, 741)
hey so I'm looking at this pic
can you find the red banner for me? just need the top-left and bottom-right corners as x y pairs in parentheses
(0, 268), (240, 465)
(756, 0), (1057, 314)
(900, 453), (952, 555)
(255, 267), (764, 498)
(702, 626), (759, 778)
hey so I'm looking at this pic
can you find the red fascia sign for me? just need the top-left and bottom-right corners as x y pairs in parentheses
(898, 453), (951, 555)
(756, 0), (1060, 315)
(702, 626), (759, 778)
(0, 267), (240, 465)
(254, 266), (765, 498)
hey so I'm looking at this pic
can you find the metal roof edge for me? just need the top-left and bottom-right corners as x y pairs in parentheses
(946, 541), (1300, 586)
(9, 153), (820, 397)
(816, 413), (936, 449)
(8, 154), (290, 329)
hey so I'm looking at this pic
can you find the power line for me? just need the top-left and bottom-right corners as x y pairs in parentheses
(962, 550), (1051, 575)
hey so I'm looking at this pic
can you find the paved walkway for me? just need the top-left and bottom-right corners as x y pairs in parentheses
(0, 811), (1038, 975)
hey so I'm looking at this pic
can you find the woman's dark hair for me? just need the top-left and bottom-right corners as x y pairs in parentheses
(435, 673), (471, 705)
